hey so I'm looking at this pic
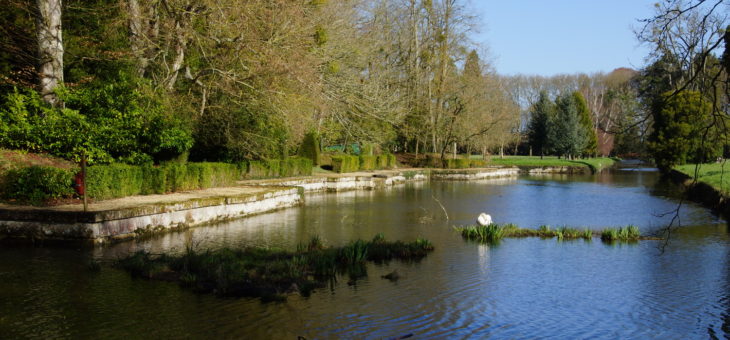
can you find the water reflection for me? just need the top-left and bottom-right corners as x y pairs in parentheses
(1, 169), (728, 339)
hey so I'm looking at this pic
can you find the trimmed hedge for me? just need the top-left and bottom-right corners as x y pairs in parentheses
(1, 158), (312, 203)
(331, 155), (360, 173)
(298, 132), (321, 165)
(280, 157), (313, 177)
(86, 163), (144, 199)
(1, 166), (74, 205)
(359, 155), (377, 170)
(244, 157), (312, 179)
(87, 162), (242, 200)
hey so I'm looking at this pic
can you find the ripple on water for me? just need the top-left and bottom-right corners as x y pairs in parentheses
(2, 173), (729, 339)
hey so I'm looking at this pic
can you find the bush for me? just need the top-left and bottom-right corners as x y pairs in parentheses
(0, 83), (193, 164)
(2, 166), (74, 204)
(298, 132), (320, 165)
(246, 160), (269, 179)
(86, 163), (144, 199)
(376, 154), (389, 169)
(385, 153), (396, 168)
(141, 166), (166, 195)
(86, 162), (242, 200)
(280, 157), (313, 177)
(331, 155), (360, 173)
(359, 155), (377, 171)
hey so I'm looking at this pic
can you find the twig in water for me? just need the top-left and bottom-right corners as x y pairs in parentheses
(431, 194), (449, 220)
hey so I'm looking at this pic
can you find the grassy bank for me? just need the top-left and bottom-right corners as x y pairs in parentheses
(486, 156), (617, 172)
(456, 223), (645, 244)
(117, 234), (434, 301)
(674, 163), (730, 195)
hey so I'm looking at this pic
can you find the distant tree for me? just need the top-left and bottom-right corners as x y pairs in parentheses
(572, 91), (597, 157)
(648, 90), (724, 171)
(551, 93), (586, 159)
(527, 91), (553, 159)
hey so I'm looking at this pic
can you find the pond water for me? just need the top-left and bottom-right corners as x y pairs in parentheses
(1, 166), (728, 339)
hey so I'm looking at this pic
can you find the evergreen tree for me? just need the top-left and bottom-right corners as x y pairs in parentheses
(527, 91), (554, 159)
(551, 93), (586, 159)
(572, 92), (597, 157)
(648, 91), (724, 171)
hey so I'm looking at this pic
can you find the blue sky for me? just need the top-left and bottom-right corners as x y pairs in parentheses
(471, 0), (657, 76)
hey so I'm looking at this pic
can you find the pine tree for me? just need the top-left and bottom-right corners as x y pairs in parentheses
(527, 91), (554, 159)
(572, 92), (597, 157)
(551, 93), (586, 159)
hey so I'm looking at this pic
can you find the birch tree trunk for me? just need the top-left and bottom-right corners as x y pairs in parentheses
(36, 0), (64, 106)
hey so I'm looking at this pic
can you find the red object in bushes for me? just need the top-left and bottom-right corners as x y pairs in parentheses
(73, 172), (85, 196)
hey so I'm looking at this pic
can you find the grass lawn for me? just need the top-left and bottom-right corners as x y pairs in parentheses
(674, 162), (730, 194)
(482, 155), (618, 172)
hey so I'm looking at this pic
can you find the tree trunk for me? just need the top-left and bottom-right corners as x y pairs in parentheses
(167, 21), (186, 90)
(36, 0), (64, 106)
(128, 0), (148, 76)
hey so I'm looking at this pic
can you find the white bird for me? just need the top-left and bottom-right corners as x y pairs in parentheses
(477, 213), (492, 226)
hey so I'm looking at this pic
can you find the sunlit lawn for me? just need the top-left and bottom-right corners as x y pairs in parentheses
(674, 162), (730, 194)
(479, 155), (617, 171)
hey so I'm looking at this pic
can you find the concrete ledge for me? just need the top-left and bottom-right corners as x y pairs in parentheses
(431, 167), (520, 180)
(0, 187), (301, 243)
(0, 167), (521, 243)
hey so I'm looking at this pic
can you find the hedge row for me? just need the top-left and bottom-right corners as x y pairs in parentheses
(332, 155), (360, 173)
(87, 158), (313, 199)
(86, 162), (242, 200)
(0, 166), (74, 205)
(331, 154), (397, 173)
(443, 158), (487, 169)
(243, 157), (313, 179)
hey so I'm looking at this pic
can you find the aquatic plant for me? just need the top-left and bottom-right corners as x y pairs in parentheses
(340, 240), (369, 264)
(457, 223), (640, 243)
(582, 229), (593, 240)
(116, 234), (435, 301)
(601, 225), (641, 242)
(458, 223), (506, 243)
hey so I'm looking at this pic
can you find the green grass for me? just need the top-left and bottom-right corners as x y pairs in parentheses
(484, 156), (617, 172)
(457, 223), (642, 244)
(116, 234), (434, 301)
(674, 162), (730, 195)
(600, 225), (641, 242)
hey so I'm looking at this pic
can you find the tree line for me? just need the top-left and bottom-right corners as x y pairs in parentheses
(1, 0), (726, 170)
(0, 0), (523, 164)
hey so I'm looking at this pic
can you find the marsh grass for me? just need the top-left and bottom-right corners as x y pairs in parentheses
(457, 224), (640, 244)
(116, 234), (434, 301)
(600, 225), (641, 242)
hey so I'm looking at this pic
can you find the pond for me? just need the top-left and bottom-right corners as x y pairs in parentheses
(1, 166), (728, 339)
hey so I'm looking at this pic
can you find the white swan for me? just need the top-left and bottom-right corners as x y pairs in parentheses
(477, 213), (492, 226)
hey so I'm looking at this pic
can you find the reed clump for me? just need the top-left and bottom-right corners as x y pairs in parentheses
(600, 225), (641, 242)
(457, 223), (645, 243)
(117, 234), (434, 301)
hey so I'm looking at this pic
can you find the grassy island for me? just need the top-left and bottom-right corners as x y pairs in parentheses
(456, 223), (644, 244)
(117, 234), (434, 301)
